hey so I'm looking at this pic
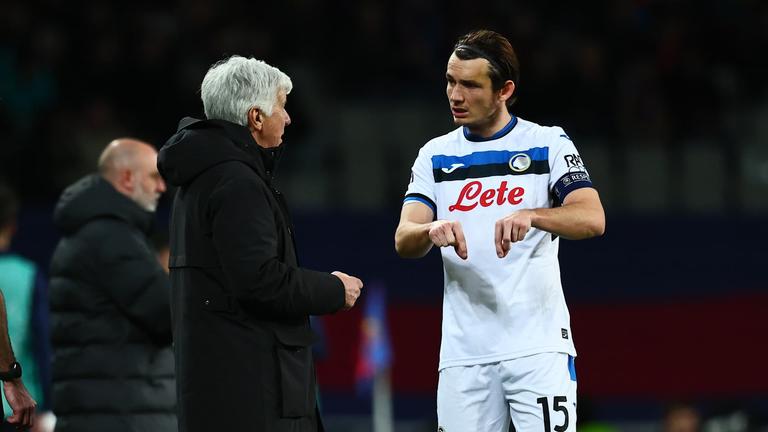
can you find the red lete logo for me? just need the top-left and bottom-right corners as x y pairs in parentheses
(449, 181), (525, 212)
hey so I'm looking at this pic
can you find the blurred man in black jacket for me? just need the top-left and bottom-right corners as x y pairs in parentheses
(50, 139), (175, 432)
(158, 55), (363, 432)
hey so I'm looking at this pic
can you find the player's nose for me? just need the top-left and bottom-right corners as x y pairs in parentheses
(449, 87), (464, 103)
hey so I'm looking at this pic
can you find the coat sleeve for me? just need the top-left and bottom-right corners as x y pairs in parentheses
(97, 222), (172, 344)
(209, 176), (345, 317)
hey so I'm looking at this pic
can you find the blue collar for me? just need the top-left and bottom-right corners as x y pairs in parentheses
(463, 115), (518, 142)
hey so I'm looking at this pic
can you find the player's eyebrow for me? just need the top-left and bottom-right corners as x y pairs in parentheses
(459, 79), (482, 87)
(446, 73), (482, 88)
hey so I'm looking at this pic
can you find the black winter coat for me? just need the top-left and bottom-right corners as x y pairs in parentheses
(49, 175), (176, 432)
(158, 118), (345, 432)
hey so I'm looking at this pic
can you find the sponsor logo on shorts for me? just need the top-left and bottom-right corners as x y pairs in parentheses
(561, 328), (569, 339)
(438, 427), (446, 432)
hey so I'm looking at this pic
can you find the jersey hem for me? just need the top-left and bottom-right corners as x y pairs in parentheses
(438, 345), (577, 371)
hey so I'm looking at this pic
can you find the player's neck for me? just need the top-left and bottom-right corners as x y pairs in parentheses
(465, 110), (513, 139)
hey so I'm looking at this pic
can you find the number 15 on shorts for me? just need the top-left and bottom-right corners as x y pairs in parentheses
(536, 396), (569, 432)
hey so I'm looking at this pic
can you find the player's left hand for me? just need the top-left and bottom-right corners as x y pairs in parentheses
(494, 209), (535, 258)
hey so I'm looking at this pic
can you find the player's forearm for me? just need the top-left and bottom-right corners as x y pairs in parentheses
(395, 222), (434, 258)
(0, 291), (15, 366)
(531, 202), (605, 240)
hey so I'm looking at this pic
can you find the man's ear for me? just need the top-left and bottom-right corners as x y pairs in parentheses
(499, 80), (516, 105)
(247, 107), (263, 132)
(118, 169), (134, 192)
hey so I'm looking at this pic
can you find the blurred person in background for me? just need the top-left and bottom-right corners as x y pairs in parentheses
(0, 183), (51, 432)
(49, 139), (175, 432)
(0, 289), (36, 431)
(663, 402), (701, 432)
(395, 30), (605, 432)
(0, 184), (38, 431)
(158, 55), (363, 432)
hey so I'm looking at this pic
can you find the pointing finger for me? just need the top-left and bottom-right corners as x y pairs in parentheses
(502, 221), (512, 257)
(494, 220), (504, 258)
(453, 222), (468, 260)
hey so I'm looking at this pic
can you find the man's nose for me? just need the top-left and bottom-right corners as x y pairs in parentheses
(449, 87), (463, 102)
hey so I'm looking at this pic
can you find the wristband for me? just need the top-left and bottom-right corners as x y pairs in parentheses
(0, 362), (21, 381)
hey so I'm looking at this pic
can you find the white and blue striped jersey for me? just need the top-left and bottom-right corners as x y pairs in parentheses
(404, 115), (593, 370)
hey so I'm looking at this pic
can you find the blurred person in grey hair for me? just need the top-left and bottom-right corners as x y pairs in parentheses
(49, 139), (175, 432)
(158, 55), (363, 432)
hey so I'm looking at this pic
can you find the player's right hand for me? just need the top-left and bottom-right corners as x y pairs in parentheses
(332, 271), (363, 310)
(3, 379), (36, 429)
(428, 220), (468, 260)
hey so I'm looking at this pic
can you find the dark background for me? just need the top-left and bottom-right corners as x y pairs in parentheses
(3, 0), (767, 429)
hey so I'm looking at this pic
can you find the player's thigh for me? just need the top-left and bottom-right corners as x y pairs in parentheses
(502, 353), (577, 432)
(437, 363), (510, 432)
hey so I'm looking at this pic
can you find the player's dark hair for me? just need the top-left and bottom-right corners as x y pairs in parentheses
(453, 30), (520, 107)
(0, 181), (18, 230)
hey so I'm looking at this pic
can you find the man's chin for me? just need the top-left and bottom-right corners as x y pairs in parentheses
(452, 116), (472, 126)
(145, 199), (160, 212)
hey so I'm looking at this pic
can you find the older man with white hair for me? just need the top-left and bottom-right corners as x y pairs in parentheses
(158, 56), (363, 432)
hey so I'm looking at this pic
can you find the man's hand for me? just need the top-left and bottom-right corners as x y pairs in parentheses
(332, 271), (363, 310)
(495, 209), (535, 258)
(3, 378), (36, 429)
(428, 220), (468, 260)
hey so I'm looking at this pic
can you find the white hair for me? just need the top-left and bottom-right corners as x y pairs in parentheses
(200, 56), (292, 125)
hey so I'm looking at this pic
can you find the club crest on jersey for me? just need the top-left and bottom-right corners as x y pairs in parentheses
(509, 153), (531, 172)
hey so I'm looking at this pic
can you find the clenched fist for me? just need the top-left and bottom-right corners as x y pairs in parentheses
(332, 271), (363, 310)
(428, 220), (468, 260)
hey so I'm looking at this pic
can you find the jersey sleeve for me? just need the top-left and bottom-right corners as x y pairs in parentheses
(403, 145), (437, 214)
(548, 128), (594, 205)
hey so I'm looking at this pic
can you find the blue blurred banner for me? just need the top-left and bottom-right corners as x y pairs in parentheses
(355, 281), (393, 395)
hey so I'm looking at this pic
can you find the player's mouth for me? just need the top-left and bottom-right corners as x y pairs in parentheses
(451, 107), (469, 118)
